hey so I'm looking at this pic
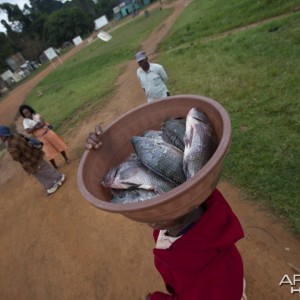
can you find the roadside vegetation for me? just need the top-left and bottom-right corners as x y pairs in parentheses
(23, 1), (300, 235)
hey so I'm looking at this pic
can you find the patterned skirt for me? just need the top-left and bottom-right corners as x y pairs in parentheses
(34, 128), (67, 160)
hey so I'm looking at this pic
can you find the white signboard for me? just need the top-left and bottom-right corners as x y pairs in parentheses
(94, 15), (109, 30)
(44, 47), (58, 61)
(113, 6), (120, 14)
(73, 36), (83, 46)
(44, 47), (63, 67)
(97, 31), (112, 42)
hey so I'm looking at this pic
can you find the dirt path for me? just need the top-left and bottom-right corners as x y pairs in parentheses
(0, 1), (299, 299)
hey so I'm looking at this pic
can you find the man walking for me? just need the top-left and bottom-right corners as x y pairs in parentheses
(0, 125), (65, 196)
(135, 51), (170, 102)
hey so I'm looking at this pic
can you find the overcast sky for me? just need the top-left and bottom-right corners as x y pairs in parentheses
(0, 0), (30, 33)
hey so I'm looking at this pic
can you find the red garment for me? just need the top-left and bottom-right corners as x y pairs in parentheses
(151, 189), (244, 300)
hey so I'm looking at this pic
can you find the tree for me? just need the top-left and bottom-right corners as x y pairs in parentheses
(29, 0), (64, 15)
(65, 0), (97, 19)
(0, 32), (14, 72)
(44, 7), (93, 47)
(18, 35), (45, 61)
(0, 2), (46, 62)
(0, 0), (116, 65)
(0, 19), (23, 54)
(0, 3), (31, 32)
(95, 0), (116, 19)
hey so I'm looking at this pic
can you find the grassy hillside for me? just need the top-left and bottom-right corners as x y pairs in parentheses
(161, 0), (298, 49)
(159, 0), (300, 235)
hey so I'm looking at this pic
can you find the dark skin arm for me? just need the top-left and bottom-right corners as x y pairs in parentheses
(25, 117), (47, 134)
(85, 125), (103, 150)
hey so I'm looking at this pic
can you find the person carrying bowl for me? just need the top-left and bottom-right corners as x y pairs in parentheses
(135, 51), (170, 103)
(0, 125), (65, 195)
(19, 104), (71, 169)
(85, 125), (247, 300)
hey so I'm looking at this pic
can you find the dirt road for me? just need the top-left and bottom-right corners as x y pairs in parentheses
(0, 1), (299, 299)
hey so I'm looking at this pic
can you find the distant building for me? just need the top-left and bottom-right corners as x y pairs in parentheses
(113, 0), (151, 21)
(5, 53), (26, 72)
(1, 52), (39, 88)
(0, 69), (22, 86)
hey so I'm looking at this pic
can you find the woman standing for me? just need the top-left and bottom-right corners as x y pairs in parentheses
(0, 125), (65, 196)
(19, 104), (71, 169)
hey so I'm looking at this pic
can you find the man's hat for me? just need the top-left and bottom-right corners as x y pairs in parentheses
(135, 51), (147, 62)
(0, 125), (11, 136)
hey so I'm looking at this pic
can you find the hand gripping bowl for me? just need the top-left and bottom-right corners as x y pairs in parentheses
(77, 95), (231, 224)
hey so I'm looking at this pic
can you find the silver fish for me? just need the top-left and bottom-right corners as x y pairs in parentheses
(131, 136), (186, 185)
(142, 130), (164, 141)
(183, 108), (218, 179)
(161, 117), (186, 151)
(142, 129), (174, 145)
(102, 154), (176, 194)
(111, 188), (159, 204)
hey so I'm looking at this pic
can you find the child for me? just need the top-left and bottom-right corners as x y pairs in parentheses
(85, 126), (247, 300)
(145, 188), (246, 300)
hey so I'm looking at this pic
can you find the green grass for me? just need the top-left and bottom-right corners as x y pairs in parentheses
(25, 8), (172, 133)
(159, 6), (300, 235)
(160, 0), (299, 50)
(22, 0), (300, 235)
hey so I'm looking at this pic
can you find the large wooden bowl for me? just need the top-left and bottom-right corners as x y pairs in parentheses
(77, 95), (231, 224)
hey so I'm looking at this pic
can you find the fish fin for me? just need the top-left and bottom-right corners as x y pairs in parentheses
(155, 186), (165, 194)
(155, 185), (175, 194)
